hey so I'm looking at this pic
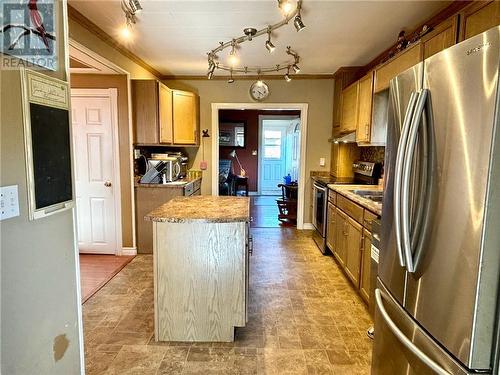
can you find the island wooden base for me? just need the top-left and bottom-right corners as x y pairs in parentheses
(153, 221), (249, 342)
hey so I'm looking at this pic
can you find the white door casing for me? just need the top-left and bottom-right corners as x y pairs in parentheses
(71, 89), (121, 254)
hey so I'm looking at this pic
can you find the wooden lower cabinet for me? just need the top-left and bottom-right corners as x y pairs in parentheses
(360, 229), (372, 303)
(326, 202), (336, 252)
(344, 216), (363, 287)
(334, 208), (348, 266)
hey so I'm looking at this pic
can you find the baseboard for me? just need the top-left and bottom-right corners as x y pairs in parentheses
(302, 223), (314, 230)
(121, 247), (137, 256)
(248, 192), (258, 196)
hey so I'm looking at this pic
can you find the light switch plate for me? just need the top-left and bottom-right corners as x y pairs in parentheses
(0, 185), (20, 221)
(319, 158), (326, 167)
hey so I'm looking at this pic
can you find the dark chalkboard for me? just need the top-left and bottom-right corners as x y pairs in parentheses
(29, 103), (73, 209)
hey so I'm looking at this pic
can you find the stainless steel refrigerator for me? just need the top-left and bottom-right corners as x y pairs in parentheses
(372, 26), (500, 375)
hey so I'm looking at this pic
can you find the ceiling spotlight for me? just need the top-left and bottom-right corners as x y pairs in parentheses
(207, 70), (214, 80)
(128, 0), (142, 14)
(228, 70), (235, 84)
(228, 41), (239, 66)
(294, 14), (306, 32)
(278, 0), (295, 15)
(292, 63), (300, 73)
(284, 67), (292, 82)
(120, 24), (132, 39)
(265, 27), (276, 53)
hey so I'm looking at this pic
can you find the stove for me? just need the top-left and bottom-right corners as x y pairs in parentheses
(312, 161), (382, 254)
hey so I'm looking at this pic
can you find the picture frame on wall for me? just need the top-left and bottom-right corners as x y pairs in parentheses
(219, 121), (246, 148)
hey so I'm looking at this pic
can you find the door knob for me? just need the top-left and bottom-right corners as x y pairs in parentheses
(104, 181), (112, 187)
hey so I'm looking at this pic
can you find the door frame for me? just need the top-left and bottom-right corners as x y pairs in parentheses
(71, 88), (123, 255)
(257, 115), (299, 195)
(211, 103), (308, 229)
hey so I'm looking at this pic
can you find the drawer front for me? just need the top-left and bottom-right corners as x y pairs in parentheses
(184, 182), (194, 196)
(193, 179), (202, 192)
(328, 190), (336, 205)
(337, 194), (364, 224)
(363, 210), (378, 231)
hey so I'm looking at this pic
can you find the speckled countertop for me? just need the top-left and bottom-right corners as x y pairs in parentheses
(145, 195), (250, 223)
(135, 177), (201, 189)
(327, 184), (383, 216)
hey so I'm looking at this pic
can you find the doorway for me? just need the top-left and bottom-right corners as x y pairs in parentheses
(212, 103), (308, 229)
(258, 115), (300, 195)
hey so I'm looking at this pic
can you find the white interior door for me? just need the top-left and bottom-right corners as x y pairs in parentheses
(71, 89), (120, 254)
(259, 120), (289, 195)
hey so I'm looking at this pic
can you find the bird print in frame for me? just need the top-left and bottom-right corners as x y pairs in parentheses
(0, 0), (57, 71)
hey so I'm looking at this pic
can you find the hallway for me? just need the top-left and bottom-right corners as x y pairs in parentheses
(83, 228), (372, 374)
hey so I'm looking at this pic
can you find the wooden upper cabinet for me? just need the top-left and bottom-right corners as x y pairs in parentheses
(340, 81), (359, 133)
(374, 43), (422, 93)
(421, 15), (458, 60)
(158, 84), (173, 144)
(133, 80), (160, 144)
(332, 78), (344, 135)
(359, 229), (372, 303)
(356, 72), (374, 143)
(172, 90), (199, 145)
(459, 1), (500, 42)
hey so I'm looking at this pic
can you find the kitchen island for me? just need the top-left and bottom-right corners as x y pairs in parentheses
(145, 196), (251, 342)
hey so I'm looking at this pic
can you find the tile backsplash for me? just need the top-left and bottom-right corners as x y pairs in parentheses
(360, 146), (385, 165)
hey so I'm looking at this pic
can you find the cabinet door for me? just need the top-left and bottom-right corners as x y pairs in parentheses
(459, 1), (500, 42)
(133, 80), (159, 144)
(326, 202), (336, 252)
(340, 81), (359, 133)
(374, 44), (422, 93)
(421, 16), (458, 60)
(356, 72), (374, 143)
(334, 208), (347, 266)
(360, 229), (372, 303)
(344, 216), (363, 287)
(173, 90), (198, 145)
(158, 84), (173, 144)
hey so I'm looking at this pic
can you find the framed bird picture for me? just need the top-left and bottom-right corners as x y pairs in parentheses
(0, 0), (58, 71)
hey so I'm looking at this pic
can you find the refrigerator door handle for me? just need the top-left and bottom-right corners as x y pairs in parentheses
(375, 289), (452, 375)
(394, 91), (419, 268)
(401, 89), (429, 273)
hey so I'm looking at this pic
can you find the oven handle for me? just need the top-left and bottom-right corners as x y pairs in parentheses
(313, 182), (327, 192)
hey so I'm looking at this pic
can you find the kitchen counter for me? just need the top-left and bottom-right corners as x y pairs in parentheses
(135, 176), (201, 189)
(328, 184), (383, 216)
(145, 195), (250, 223)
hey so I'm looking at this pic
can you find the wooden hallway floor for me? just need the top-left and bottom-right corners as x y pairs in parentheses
(80, 254), (135, 303)
(82, 228), (372, 374)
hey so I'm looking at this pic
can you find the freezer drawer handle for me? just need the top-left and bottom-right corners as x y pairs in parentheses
(375, 289), (451, 375)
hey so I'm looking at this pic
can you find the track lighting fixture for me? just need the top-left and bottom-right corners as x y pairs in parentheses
(128, 0), (142, 14)
(120, 0), (142, 38)
(207, 1), (305, 82)
(265, 27), (276, 53)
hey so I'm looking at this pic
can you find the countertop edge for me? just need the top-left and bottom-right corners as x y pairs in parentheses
(327, 184), (383, 216)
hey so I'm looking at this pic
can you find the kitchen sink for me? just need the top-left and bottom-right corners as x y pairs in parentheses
(350, 189), (384, 203)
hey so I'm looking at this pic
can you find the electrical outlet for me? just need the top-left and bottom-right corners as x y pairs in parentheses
(0, 185), (20, 221)
(319, 158), (326, 167)
(134, 149), (141, 159)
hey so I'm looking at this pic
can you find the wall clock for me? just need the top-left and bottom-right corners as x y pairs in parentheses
(249, 81), (270, 101)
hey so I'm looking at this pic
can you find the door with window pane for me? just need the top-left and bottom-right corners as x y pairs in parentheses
(259, 122), (288, 195)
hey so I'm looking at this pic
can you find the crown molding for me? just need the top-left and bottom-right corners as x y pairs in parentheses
(67, 5), (163, 79)
(162, 74), (334, 81)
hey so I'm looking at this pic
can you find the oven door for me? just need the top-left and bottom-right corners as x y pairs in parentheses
(312, 183), (326, 235)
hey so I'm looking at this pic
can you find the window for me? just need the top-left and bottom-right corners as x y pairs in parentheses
(264, 130), (282, 159)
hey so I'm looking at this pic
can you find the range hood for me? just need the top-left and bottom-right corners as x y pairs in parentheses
(329, 131), (356, 144)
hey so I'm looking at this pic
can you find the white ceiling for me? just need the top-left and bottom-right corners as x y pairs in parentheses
(68, 0), (450, 76)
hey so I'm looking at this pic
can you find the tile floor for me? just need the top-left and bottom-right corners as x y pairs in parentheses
(83, 228), (373, 374)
